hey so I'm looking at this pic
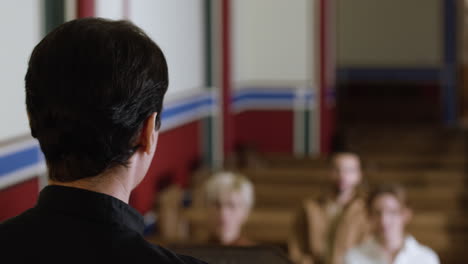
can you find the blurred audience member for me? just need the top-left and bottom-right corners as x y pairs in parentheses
(204, 171), (255, 246)
(289, 152), (368, 264)
(345, 184), (439, 264)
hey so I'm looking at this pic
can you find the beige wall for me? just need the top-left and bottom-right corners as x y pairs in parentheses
(129, 0), (206, 100)
(0, 1), (41, 142)
(94, 0), (207, 101)
(232, 0), (317, 87)
(336, 0), (443, 68)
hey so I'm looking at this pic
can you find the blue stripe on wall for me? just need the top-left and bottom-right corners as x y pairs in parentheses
(233, 92), (296, 103)
(1, 88), (316, 178)
(0, 145), (41, 177)
(232, 88), (316, 109)
(162, 88), (314, 122)
(162, 95), (215, 120)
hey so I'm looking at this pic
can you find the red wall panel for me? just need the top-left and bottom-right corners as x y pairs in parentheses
(0, 178), (39, 221)
(77, 0), (95, 18)
(234, 110), (294, 153)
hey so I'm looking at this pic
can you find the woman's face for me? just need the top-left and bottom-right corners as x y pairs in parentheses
(370, 194), (409, 243)
(330, 154), (362, 194)
(207, 191), (249, 244)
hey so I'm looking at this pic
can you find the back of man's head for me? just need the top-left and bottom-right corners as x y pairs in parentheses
(25, 18), (168, 182)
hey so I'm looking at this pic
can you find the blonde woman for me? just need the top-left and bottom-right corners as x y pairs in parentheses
(204, 171), (255, 246)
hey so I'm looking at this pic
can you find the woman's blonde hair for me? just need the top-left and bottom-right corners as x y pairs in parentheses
(204, 171), (255, 209)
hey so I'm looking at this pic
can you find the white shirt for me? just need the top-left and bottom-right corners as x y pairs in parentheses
(344, 236), (440, 264)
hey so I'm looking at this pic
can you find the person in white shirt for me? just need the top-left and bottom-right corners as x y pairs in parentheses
(344, 184), (440, 264)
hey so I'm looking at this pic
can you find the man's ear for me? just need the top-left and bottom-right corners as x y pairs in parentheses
(139, 112), (158, 154)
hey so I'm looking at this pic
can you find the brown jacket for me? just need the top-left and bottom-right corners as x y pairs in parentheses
(289, 194), (369, 264)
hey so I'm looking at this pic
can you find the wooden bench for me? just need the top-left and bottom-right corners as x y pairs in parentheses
(259, 154), (466, 170)
(252, 184), (465, 211)
(240, 168), (465, 186)
(182, 208), (468, 252)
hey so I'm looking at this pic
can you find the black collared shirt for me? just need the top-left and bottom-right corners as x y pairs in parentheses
(0, 185), (206, 263)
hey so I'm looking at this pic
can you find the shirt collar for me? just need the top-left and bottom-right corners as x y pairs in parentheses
(366, 235), (418, 261)
(395, 236), (417, 258)
(36, 185), (145, 235)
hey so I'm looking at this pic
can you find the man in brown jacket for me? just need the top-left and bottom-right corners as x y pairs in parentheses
(289, 152), (369, 264)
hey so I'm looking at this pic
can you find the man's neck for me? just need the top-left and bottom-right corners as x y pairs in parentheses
(49, 169), (132, 203)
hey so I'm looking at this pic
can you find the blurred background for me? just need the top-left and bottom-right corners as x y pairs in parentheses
(0, 0), (467, 263)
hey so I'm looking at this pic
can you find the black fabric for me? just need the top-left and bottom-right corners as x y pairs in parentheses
(0, 185), (206, 263)
(172, 246), (293, 264)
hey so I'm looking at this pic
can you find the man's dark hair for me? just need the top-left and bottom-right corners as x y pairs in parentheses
(25, 18), (168, 182)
